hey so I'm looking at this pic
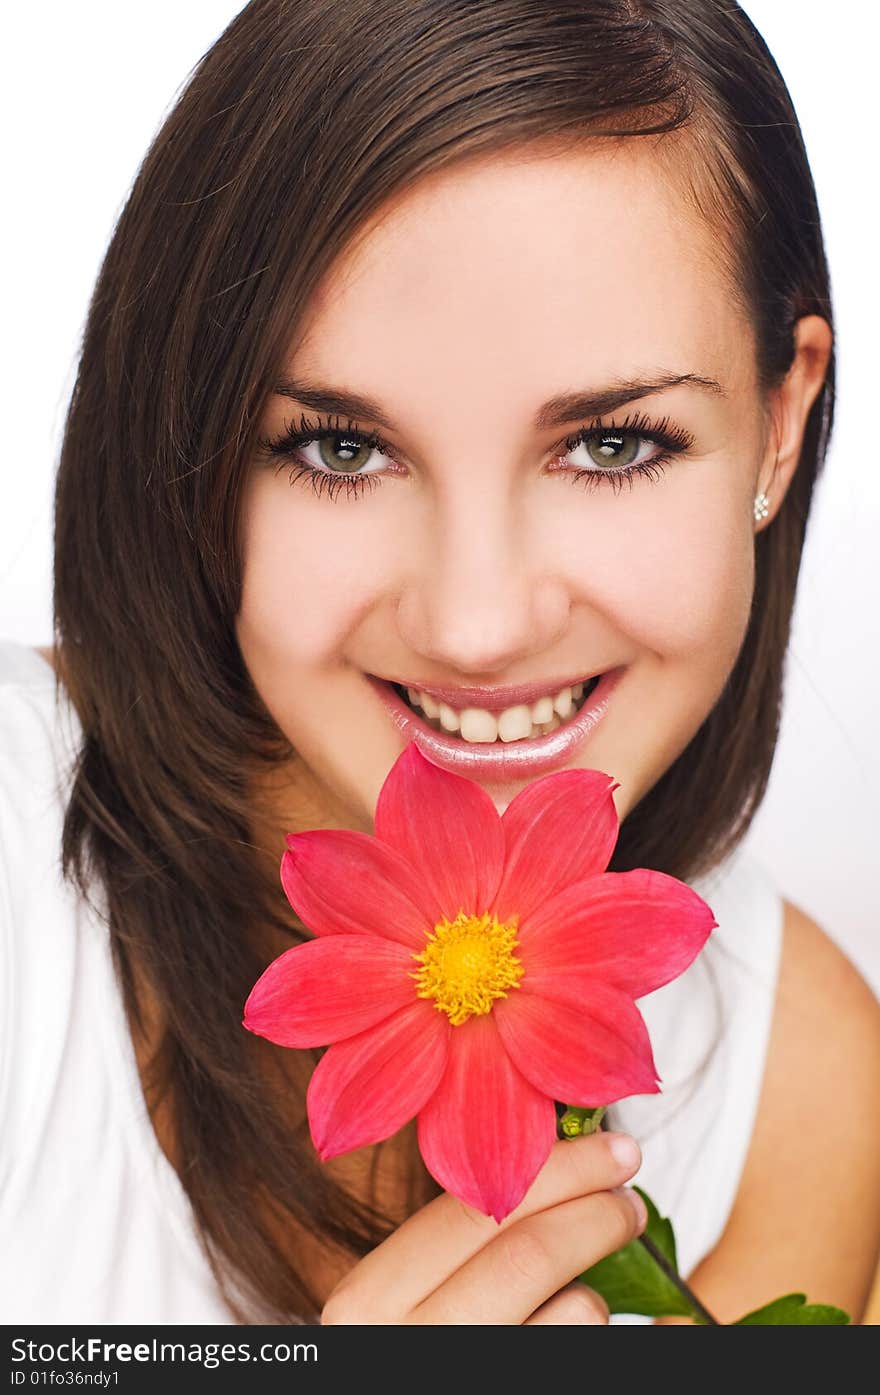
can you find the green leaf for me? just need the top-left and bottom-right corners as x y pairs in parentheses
(577, 1177), (853, 1325)
(634, 1185), (678, 1270)
(733, 1294), (850, 1325)
(579, 1186), (693, 1318)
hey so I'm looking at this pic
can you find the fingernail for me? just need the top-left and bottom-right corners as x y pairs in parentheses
(605, 1132), (641, 1171)
(614, 1186), (648, 1233)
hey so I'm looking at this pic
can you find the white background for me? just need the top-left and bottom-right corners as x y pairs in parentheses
(2, 3), (877, 990)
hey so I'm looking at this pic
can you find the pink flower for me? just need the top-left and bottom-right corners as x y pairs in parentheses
(243, 744), (716, 1221)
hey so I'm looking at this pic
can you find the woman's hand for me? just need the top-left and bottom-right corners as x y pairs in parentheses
(320, 1130), (646, 1324)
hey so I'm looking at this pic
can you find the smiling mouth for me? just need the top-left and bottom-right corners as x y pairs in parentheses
(390, 674), (602, 744)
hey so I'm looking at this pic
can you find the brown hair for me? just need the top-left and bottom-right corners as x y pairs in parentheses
(52, 0), (835, 1321)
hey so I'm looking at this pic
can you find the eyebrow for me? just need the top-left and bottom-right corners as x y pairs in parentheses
(272, 370), (725, 431)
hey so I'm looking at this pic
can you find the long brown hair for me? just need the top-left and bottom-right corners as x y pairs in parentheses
(52, 0), (835, 1321)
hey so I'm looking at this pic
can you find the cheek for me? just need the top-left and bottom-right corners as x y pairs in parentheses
(565, 486), (755, 661)
(238, 470), (756, 671)
(625, 523), (752, 656)
(236, 483), (390, 664)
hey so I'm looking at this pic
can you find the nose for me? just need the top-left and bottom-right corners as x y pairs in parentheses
(395, 480), (569, 676)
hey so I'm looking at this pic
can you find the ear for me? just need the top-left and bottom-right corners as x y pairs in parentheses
(754, 314), (833, 532)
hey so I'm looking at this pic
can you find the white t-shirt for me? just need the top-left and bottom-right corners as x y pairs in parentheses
(0, 639), (783, 1324)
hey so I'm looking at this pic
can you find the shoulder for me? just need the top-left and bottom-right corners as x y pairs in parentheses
(0, 639), (59, 768)
(0, 638), (81, 965)
(680, 898), (880, 1323)
(0, 641), (71, 790)
(0, 642), (84, 1183)
(773, 900), (880, 1087)
(745, 902), (880, 1312)
(34, 645), (57, 675)
(764, 900), (880, 1202)
(0, 633), (76, 890)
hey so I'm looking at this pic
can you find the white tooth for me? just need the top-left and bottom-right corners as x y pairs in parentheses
(406, 686), (421, 708)
(553, 686), (573, 718)
(418, 690), (440, 719)
(459, 708), (499, 743)
(438, 702), (461, 733)
(571, 681), (584, 701)
(497, 704), (534, 742)
(530, 695), (554, 724)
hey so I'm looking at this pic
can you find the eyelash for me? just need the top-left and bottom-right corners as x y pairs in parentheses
(255, 409), (695, 502)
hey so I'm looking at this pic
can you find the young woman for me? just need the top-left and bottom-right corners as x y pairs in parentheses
(2, 0), (878, 1325)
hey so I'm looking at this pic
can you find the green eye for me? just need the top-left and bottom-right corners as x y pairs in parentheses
(583, 431), (641, 469)
(316, 433), (377, 473)
(257, 407), (694, 503)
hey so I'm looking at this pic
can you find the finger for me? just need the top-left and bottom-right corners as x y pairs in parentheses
(323, 1131), (641, 1321)
(524, 1281), (610, 1326)
(407, 1185), (646, 1324)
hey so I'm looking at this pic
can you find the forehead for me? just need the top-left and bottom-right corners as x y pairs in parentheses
(293, 142), (754, 414)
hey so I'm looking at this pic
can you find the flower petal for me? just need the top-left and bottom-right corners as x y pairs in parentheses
(281, 828), (434, 948)
(494, 983), (660, 1106)
(242, 935), (417, 1047)
(373, 744), (505, 921)
(492, 769), (620, 926)
(307, 1001), (449, 1158)
(517, 868), (717, 999)
(416, 1014), (557, 1222)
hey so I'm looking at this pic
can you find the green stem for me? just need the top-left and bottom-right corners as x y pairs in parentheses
(557, 1104), (722, 1325)
(636, 1233), (721, 1325)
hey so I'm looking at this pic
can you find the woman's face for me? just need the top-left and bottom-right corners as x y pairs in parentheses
(236, 142), (773, 834)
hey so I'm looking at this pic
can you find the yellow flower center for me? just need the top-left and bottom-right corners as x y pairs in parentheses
(412, 909), (524, 1025)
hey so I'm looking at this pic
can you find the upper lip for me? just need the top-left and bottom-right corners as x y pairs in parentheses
(370, 669), (608, 713)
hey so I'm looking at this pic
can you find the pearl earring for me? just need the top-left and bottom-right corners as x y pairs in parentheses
(753, 491), (770, 522)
